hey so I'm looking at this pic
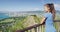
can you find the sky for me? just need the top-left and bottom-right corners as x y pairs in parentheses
(0, 0), (60, 12)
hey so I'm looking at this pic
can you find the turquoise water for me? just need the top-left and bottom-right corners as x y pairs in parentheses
(0, 13), (9, 20)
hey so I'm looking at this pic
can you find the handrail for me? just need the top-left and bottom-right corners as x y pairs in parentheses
(16, 20), (60, 32)
(16, 24), (44, 32)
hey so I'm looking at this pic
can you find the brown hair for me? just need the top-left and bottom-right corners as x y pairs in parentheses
(45, 3), (56, 19)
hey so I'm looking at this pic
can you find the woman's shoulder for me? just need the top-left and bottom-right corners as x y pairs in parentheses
(44, 12), (52, 15)
(43, 12), (52, 18)
(43, 13), (48, 18)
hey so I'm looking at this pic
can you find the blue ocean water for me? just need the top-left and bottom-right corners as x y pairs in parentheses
(0, 13), (9, 20)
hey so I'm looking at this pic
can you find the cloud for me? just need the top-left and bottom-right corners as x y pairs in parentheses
(30, 8), (41, 11)
(0, 7), (42, 12)
(54, 4), (60, 8)
(33, 8), (40, 10)
(19, 8), (41, 11)
(54, 4), (60, 10)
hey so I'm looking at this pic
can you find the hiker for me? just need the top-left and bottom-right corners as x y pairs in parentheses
(41, 3), (56, 32)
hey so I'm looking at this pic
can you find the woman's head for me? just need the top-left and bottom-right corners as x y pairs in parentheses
(44, 3), (55, 13)
(44, 3), (56, 19)
(44, 4), (51, 12)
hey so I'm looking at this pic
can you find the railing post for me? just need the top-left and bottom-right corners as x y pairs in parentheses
(38, 26), (40, 32)
(30, 29), (32, 32)
(26, 30), (29, 32)
(34, 27), (37, 32)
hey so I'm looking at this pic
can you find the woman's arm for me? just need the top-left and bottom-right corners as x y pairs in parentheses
(40, 17), (46, 24)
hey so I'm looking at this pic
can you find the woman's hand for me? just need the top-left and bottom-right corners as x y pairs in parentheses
(40, 17), (46, 24)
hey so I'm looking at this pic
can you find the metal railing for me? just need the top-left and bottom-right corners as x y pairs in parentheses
(16, 20), (60, 32)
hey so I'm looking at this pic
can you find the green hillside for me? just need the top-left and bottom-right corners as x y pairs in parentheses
(0, 14), (60, 32)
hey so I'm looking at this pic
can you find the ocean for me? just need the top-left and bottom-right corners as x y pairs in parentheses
(0, 13), (9, 20)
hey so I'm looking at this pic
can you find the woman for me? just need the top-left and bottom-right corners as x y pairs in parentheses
(41, 3), (56, 32)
